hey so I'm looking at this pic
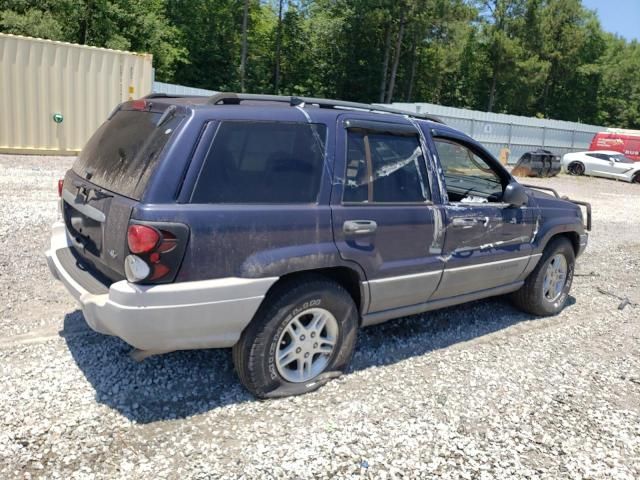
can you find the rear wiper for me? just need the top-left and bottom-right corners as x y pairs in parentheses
(156, 105), (177, 127)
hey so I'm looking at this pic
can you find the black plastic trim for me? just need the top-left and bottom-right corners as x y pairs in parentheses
(56, 247), (111, 295)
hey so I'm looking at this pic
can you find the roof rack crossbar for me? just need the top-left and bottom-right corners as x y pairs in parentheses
(206, 93), (443, 123)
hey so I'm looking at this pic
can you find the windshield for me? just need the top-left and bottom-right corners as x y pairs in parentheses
(612, 154), (634, 164)
(72, 109), (183, 200)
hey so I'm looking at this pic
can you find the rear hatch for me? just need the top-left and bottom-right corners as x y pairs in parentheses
(61, 101), (184, 281)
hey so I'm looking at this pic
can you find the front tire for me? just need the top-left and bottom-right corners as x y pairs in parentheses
(232, 275), (358, 398)
(567, 161), (585, 176)
(511, 237), (575, 316)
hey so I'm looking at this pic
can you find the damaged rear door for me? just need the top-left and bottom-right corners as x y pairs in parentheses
(427, 134), (539, 299)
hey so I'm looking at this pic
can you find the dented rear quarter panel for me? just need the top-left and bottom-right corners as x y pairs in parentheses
(133, 203), (364, 282)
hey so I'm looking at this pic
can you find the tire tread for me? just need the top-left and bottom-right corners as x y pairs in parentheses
(232, 274), (357, 398)
(511, 236), (575, 316)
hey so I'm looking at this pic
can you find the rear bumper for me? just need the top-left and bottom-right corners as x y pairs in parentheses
(45, 222), (277, 352)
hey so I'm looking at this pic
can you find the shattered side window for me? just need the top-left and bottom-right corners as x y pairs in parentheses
(344, 130), (429, 203)
(434, 139), (503, 203)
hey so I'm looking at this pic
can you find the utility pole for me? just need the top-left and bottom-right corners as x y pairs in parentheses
(240, 0), (249, 93)
(379, 23), (392, 103)
(385, 9), (406, 104)
(274, 0), (284, 93)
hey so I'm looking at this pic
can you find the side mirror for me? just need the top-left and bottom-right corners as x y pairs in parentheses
(503, 181), (528, 207)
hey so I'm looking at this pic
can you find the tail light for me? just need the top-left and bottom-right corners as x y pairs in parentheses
(127, 225), (160, 254)
(58, 179), (64, 197)
(125, 222), (188, 284)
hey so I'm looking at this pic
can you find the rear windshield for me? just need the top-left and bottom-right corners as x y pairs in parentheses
(72, 109), (182, 200)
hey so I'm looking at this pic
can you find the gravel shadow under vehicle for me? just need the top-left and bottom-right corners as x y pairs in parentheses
(60, 295), (571, 423)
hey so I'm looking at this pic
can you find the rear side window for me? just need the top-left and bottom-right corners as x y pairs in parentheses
(191, 121), (327, 203)
(344, 130), (429, 203)
(72, 109), (182, 200)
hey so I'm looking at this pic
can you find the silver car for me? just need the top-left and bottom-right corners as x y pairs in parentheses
(562, 150), (640, 183)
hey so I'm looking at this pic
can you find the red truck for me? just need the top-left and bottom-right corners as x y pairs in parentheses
(590, 129), (640, 161)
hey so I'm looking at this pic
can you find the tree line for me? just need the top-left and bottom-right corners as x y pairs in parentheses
(2, 0), (639, 128)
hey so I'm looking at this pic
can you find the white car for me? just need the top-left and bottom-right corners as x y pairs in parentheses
(562, 150), (640, 183)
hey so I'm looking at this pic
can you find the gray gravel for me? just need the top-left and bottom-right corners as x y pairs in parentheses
(1, 155), (639, 479)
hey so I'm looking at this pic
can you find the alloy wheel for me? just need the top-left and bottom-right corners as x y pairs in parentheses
(275, 308), (339, 383)
(543, 254), (568, 302)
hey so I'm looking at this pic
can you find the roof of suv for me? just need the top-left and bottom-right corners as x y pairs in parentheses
(144, 92), (444, 125)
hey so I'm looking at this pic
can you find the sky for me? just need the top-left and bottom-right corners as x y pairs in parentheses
(582, 0), (640, 41)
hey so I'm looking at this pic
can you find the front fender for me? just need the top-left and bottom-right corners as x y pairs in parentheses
(533, 216), (585, 255)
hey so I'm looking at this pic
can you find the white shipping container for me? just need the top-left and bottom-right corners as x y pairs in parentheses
(0, 33), (153, 155)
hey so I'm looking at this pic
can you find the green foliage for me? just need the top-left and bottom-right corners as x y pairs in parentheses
(1, 0), (185, 80)
(2, 0), (640, 128)
(0, 7), (65, 39)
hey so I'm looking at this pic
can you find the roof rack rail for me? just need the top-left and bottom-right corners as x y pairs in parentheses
(207, 93), (443, 123)
(144, 93), (172, 99)
(144, 93), (202, 99)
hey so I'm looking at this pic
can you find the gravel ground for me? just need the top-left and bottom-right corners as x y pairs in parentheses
(0, 155), (639, 479)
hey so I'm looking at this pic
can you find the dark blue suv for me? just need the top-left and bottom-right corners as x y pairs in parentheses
(46, 94), (591, 398)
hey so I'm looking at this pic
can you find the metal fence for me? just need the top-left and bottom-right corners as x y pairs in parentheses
(391, 102), (602, 163)
(151, 82), (603, 163)
(152, 81), (217, 97)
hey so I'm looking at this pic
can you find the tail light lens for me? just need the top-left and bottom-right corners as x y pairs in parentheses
(125, 222), (188, 284)
(58, 179), (64, 197)
(127, 225), (160, 254)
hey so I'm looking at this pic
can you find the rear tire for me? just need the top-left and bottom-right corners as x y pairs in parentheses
(511, 237), (575, 316)
(632, 172), (640, 184)
(232, 275), (358, 398)
(567, 162), (585, 176)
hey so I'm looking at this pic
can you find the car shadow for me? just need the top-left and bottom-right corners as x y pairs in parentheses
(61, 295), (576, 423)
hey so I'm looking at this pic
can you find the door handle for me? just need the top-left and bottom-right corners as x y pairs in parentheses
(451, 216), (490, 228)
(451, 217), (478, 228)
(343, 220), (378, 235)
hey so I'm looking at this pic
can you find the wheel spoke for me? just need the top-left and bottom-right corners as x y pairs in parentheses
(319, 336), (336, 350)
(296, 357), (313, 381)
(310, 311), (327, 334)
(278, 344), (297, 366)
(285, 324), (295, 339)
(291, 317), (306, 335)
(303, 357), (313, 378)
